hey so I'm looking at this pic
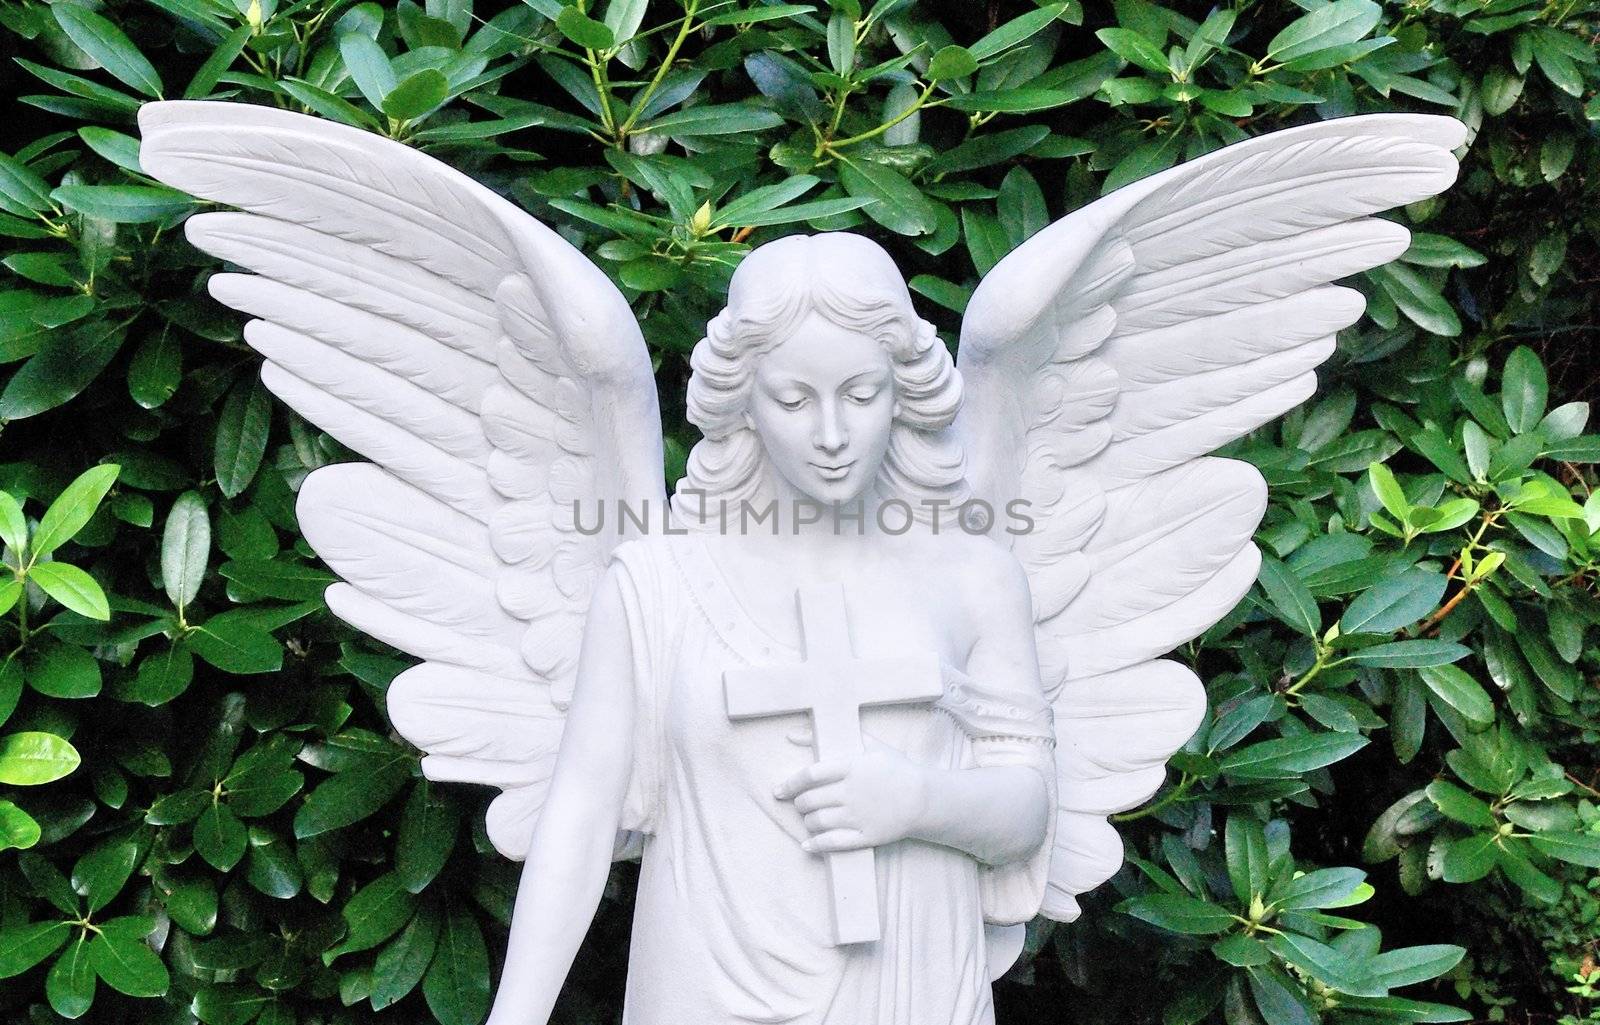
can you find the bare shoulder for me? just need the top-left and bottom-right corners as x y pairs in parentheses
(906, 531), (1032, 610)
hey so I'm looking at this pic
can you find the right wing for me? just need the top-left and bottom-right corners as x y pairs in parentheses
(955, 114), (1466, 919)
(138, 99), (666, 858)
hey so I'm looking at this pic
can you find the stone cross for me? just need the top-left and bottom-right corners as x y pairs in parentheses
(723, 583), (944, 945)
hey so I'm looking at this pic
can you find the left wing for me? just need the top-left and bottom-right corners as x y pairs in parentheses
(954, 113), (1467, 920)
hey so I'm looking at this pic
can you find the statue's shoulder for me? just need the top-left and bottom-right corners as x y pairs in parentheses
(605, 530), (704, 579)
(902, 531), (1032, 617)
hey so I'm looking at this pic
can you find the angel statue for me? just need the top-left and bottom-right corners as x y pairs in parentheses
(137, 98), (1465, 1024)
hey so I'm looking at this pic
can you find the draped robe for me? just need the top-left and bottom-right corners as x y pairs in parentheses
(607, 535), (1056, 1025)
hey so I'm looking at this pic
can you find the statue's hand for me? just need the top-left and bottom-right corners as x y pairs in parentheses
(773, 740), (929, 853)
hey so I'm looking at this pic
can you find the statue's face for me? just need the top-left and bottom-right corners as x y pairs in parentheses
(747, 310), (896, 507)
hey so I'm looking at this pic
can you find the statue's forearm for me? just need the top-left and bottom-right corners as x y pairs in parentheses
(484, 798), (619, 1025)
(909, 763), (1049, 866)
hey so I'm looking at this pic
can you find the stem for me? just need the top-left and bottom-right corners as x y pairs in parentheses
(1283, 646), (1332, 698)
(1423, 509), (1504, 634)
(1113, 773), (1194, 822)
(15, 576), (28, 647)
(824, 82), (938, 152)
(617, 1), (700, 139)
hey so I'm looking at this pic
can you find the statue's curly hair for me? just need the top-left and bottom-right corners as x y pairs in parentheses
(670, 233), (968, 529)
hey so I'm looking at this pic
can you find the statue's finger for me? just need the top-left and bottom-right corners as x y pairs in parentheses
(802, 807), (848, 833)
(773, 759), (848, 799)
(801, 829), (867, 854)
(793, 783), (844, 814)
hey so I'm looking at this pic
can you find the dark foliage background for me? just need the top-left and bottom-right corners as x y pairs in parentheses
(0, 1), (1597, 1023)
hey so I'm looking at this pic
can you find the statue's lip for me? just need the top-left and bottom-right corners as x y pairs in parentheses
(809, 460), (855, 478)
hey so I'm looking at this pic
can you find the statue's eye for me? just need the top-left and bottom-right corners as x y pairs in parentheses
(846, 389), (880, 405)
(777, 395), (807, 411)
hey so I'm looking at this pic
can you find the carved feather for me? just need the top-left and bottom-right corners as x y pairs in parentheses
(957, 113), (1467, 921)
(138, 100), (665, 859)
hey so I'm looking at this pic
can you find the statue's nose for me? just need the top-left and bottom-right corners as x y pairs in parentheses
(814, 403), (848, 454)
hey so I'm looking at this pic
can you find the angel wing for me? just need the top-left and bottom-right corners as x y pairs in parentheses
(955, 113), (1467, 921)
(137, 100), (666, 858)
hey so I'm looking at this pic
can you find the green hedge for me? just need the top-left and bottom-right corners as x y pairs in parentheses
(0, 1), (1597, 1023)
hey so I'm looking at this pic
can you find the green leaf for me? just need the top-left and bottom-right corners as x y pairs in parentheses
(1344, 639), (1471, 669)
(1101, 135), (1181, 193)
(1117, 893), (1235, 934)
(943, 88), (1077, 113)
(46, 936), (95, 1018)
(838, 158), (938, 237)
(0, 920), (71, 979)
(1402, 233), (1487, 269)
(0, 491), (26, 555)
(1214, 933), (1273, 967)
(1500, 345), (1548, 434)
(640, 104), (784, 136)
(1372, 264), (1461, 337)
(121, 643), (194, 707)
(924, 125), (1049, 175)
(1221, 734), (1369, 779)
(1371, 945), (1466, 988)
(1256, 556), (1320, 636)
(423, 901), (491, 1025)
(126, 331), (182, 409)
(214, 378), (272, 499)
(0, 731), (81, 784)
(194, 803), (247, 872)
(1417, 665), (1496, 726)
(371, 903), (441, 1009)
(26, 638), (101, 699)
(1528, 831), (1600, 868)
(1425, 780), (1497, 828)
(555, 6), (615, 49)
(1266, 0), (1382, 64)
(30, 561), (109, 620)
(52, 185), (192, 224)
(189, 610), (282, 674)
(382, 68), (450, 121)
(294, 752), (412, 838)
(397, 782), (458, 892)
(279, 78), (384, 132)
(1273, 867), (1367, 909)
(1225, 816), (1270, 903)
(156, 872), (217, 935)
(244, 826), (302, 899)
(969, 4), (1067, 61)
(1267, 931), (1386, 997)
(1096, 28), (1170, 73)
(191, 983), (273, 1025)
(31, 464), (120, 561)
(227, 768), (304, 818)
(327, 872), (417, 962)
(0, 152), (54, 215)
(927, 44), (978, 81)
(0, 800), (41, 851)
(339, 32), (398, 110)
(183, 23), (252, 100)
(1439, 833), (1498, 883)
(89, 917), (168, 997)
(161, 491), (209, 611)
(1366, 462), (1410, 521)
(52, 3), (164, 98)
(1341, 570), (1446, 634)
(73, 833), (143, 914)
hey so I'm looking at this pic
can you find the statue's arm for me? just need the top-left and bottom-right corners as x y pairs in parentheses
(779, 549), (1050, 866)
(484, 565), (636, 1025)
(907, 551), (1050, 866)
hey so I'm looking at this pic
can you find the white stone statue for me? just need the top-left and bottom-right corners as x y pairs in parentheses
(137, 100), (1466, 1024)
